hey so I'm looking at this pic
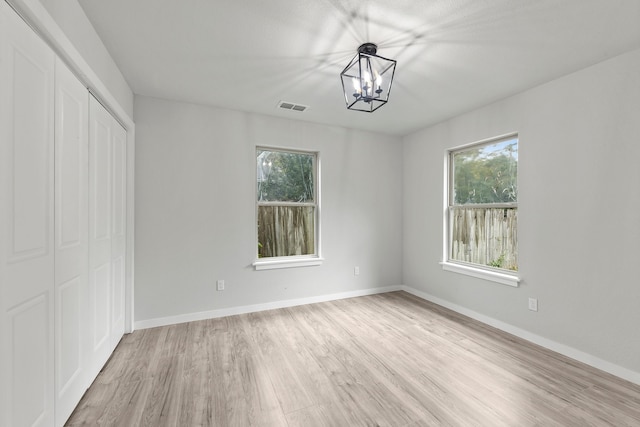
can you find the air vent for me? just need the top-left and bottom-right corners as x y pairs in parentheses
(277, 101), (309, 112)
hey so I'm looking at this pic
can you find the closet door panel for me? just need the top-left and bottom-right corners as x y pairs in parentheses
(88, 96), (115, 377)
(111, 122), (127, 343)
(0, 2), (55, 426)
(56, 277), (81, 384)
(91, 263), (111, 349)
(9, 296), (50, 427)
(10, 54), (50, 259)
(54, 58), (89, 427)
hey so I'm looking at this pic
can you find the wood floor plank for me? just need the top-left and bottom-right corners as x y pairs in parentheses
(65, 291), (640, 426)
(285, 403), (345, 427)
(230, 314), (289, 426)
(244, 310), (316, 414)
(138, 354), (184, 426)
(177, 319), (219, 426)
(321, 298), (501, 426)
(95, 326), (165, 385)
(292, 302), (423, 426)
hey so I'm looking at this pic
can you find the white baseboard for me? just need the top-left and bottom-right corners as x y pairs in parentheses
(134, 285), (402, 330)
(400, 285), (640, 387)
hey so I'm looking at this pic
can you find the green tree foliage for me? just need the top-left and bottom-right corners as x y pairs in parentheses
(257, 150), (314, 202)
(453, 140), (517, 205)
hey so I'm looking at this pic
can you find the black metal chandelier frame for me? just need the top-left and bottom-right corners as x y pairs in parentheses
(340, 43), (397, 113)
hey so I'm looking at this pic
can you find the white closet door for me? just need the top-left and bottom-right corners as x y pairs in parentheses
(54, 58), (89, 427)
(88, 96), (114, 377)
(111, 120), (127, 347)
(0, 2), (56, 426)
(88, 96), (126, 378)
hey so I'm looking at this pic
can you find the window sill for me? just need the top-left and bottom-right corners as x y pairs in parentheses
(253, 257), (324, 271)
(440, 261), (520, 287)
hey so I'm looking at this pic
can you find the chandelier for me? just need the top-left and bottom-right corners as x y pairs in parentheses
(340, 43), (396, 112)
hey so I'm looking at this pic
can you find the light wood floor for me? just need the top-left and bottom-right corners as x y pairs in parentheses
(66, 291), (640, 426)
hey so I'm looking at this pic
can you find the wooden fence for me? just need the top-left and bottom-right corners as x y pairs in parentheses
(258, 206), (315, 258)
(450, 207), (517, 270)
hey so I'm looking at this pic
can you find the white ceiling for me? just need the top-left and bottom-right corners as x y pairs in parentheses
(78, 0), (640, 136)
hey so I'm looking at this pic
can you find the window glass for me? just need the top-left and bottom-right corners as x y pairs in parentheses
(257, 148), (317, 259)
(449, 137), (518, 271)
(257, 150), (314, 203)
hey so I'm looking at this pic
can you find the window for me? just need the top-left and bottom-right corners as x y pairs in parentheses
(446, 135), (518, 282)
(254, 147), (320, 269)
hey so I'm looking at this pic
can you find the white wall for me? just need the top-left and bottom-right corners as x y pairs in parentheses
(134, 96), (403, 323)
(36, 0), (134, 117)
(403, 48), (640, 375)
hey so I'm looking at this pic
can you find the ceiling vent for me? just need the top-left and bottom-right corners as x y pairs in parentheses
(277, 101), (308, 112)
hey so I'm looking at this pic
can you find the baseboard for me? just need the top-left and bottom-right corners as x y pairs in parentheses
(400, 285), (640, 387)
(134, 285), (402, 330)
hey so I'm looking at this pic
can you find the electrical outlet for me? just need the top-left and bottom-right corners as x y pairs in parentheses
(217, 280), (225, 291)
(528, 298), (538, 312)
(354, 266), (360, 276)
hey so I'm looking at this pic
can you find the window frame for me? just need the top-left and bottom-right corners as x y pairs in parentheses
(441, 133), (520, 287)
(253, 146), (322, 270)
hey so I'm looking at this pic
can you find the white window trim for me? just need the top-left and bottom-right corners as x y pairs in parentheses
(254, 146), (322, 270)
(440, 261), (520, 287)
(253, 256), (324, 271)
(443, 132), (520, 287)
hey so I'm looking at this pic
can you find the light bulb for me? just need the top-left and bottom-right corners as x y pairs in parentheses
(375, 71), (382, 89)
(363, 71), (372, 86)
(352, 77), (361, 94)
